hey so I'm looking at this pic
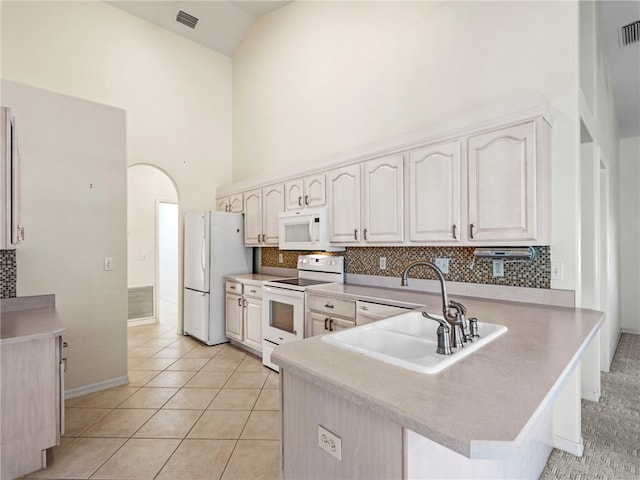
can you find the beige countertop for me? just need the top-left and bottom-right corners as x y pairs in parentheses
(307, 282), (432, 309)
(224, 273), (292, 285)
(1, 295), (64, 344)
(272, 292), (603, 459)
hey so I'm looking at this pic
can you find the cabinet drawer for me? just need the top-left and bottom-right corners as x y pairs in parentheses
(308, 295), (355, 319)
(244, 284), (263, 298)
(226, 281), (243, 294)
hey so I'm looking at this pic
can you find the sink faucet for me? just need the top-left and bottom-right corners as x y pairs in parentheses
(400, 260), (469, 349)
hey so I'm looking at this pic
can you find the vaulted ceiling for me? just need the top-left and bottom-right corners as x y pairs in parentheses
(107, 1), (640, 139)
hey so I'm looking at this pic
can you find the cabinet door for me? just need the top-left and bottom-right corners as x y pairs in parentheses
(228, 194), (244, 213)
(408, 141), (461, 242)
(303, 173), (326, 208)
(284, 179), (304, 211)
(309, 312), (329, 336)
(225, 293), (244, 341)
(244, 298), (263, 351)
(329, 317), (356, 333)
(216, 197), (229, 212)
(243, 189), (262, 245)
(362, 154), (404, 243)
(327, 165), (361, 243)
(262, 184), (284, 245)
(467, 122), (537, 242)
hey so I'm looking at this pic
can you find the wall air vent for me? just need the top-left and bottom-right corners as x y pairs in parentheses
(619, 20), (640, 47)
(176, 10), (199, 29)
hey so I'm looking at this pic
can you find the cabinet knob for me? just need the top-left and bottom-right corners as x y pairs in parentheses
(304, 195), (309, 206)
(452, 224), (457, 239)
(354, 229), (358, 240)
(298, 196), (302, 206)
(328, 319), (334, 331)
(324, 303), (334, 309)
(238, 298), (242, 307)
(470, 223), (475, 239)
(324, 317), (329, 330)
(363, 228), (368, 240)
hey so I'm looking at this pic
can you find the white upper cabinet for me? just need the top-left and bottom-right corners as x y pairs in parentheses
(1, 107), (22, 249)
(284, 173), (325, 211)
(328, 154), (403, 245)
(407, 141), (461, 243)
(216, 194), (243, 213)
(362, 155), (404, 243)
(467, 121), (539, 243)
(327, 164), (361, 243)
(244, 184), (284, 246)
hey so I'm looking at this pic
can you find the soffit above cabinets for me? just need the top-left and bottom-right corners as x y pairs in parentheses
(105, 1), (290, 56)
(599, 1), (640, 138)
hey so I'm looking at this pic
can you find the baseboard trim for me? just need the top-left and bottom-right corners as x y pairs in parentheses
(65, 375), (129, 399)
(127, 317), (156, 327)
(554, 435), (584, 457)
(581, 389), (601, 402)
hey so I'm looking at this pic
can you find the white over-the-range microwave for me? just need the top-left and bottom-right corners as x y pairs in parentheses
(278, 207), (345, 252)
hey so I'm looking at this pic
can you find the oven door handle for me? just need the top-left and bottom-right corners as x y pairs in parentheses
(263, 285), (304, 299)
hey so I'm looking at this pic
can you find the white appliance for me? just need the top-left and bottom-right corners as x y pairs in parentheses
(183, 211), (252, 345)
(262, 254), (344, 371)
(278, 207), (344, 252)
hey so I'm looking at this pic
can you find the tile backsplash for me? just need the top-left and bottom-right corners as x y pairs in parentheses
(262, 246), (551, 289)
(1, 249), (17, 298)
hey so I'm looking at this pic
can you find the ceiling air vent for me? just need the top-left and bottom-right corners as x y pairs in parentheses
(619, 20), (640, 47)
(176, 10), (199, 29)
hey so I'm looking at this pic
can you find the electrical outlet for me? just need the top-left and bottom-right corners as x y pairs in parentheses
(104, 257), (113, 271)
(278, 253), (284, 263)
(379, 257), (387, 270)
(435, 257), (449, 274)
(551, 262), (563, 280)
(492, 259), (504, 277)
(318, 425), (342, 461)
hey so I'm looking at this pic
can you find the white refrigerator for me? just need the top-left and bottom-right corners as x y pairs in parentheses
(183, 211), (252, 345)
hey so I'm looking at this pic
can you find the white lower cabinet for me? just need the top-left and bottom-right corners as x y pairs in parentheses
(243, 295), (262, 351)
(225, 280), (263, 353)
(225, 292), (244, 342)
(308, 293), (356, 336)
(1, 334), (63, 479)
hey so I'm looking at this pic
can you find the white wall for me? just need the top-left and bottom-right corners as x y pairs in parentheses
(619, 136), (640, 334)
(233, 1), (580, 291)
(158, 202), (179, 306)
(127, 165), (178, 289)
(2, 80), (127, 393)
(1, 0), (233, 341)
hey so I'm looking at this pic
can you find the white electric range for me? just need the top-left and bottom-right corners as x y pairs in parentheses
(261, 254), (344, 371)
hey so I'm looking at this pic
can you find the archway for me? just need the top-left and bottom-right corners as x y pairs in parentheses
(127, 164), (179, 328)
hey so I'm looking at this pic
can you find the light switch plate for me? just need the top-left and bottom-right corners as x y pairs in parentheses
(104, 257), (113, 271)
(318, 425), (342, 461)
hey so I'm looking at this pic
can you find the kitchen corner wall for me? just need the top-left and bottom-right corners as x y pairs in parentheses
(262, 246), (551, 289)
(0, 250), (16, 298)
(1, 80), (128, 394)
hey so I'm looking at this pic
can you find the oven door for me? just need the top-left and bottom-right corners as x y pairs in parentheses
(262, 285), (305, 344)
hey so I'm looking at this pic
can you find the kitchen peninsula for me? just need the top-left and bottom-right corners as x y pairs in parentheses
(272, 288), (603, 479)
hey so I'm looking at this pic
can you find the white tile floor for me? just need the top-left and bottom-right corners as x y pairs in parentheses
(25, 321), (280, 479)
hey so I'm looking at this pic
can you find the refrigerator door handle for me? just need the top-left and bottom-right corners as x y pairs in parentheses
(200, 235), (206, 280)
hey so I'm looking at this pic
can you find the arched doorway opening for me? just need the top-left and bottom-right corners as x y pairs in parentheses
(127, 164), (179, 328)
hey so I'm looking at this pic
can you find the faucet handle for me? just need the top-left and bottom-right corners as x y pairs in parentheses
(421, 312), (453, 355)
(469, 317), (480, 339)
